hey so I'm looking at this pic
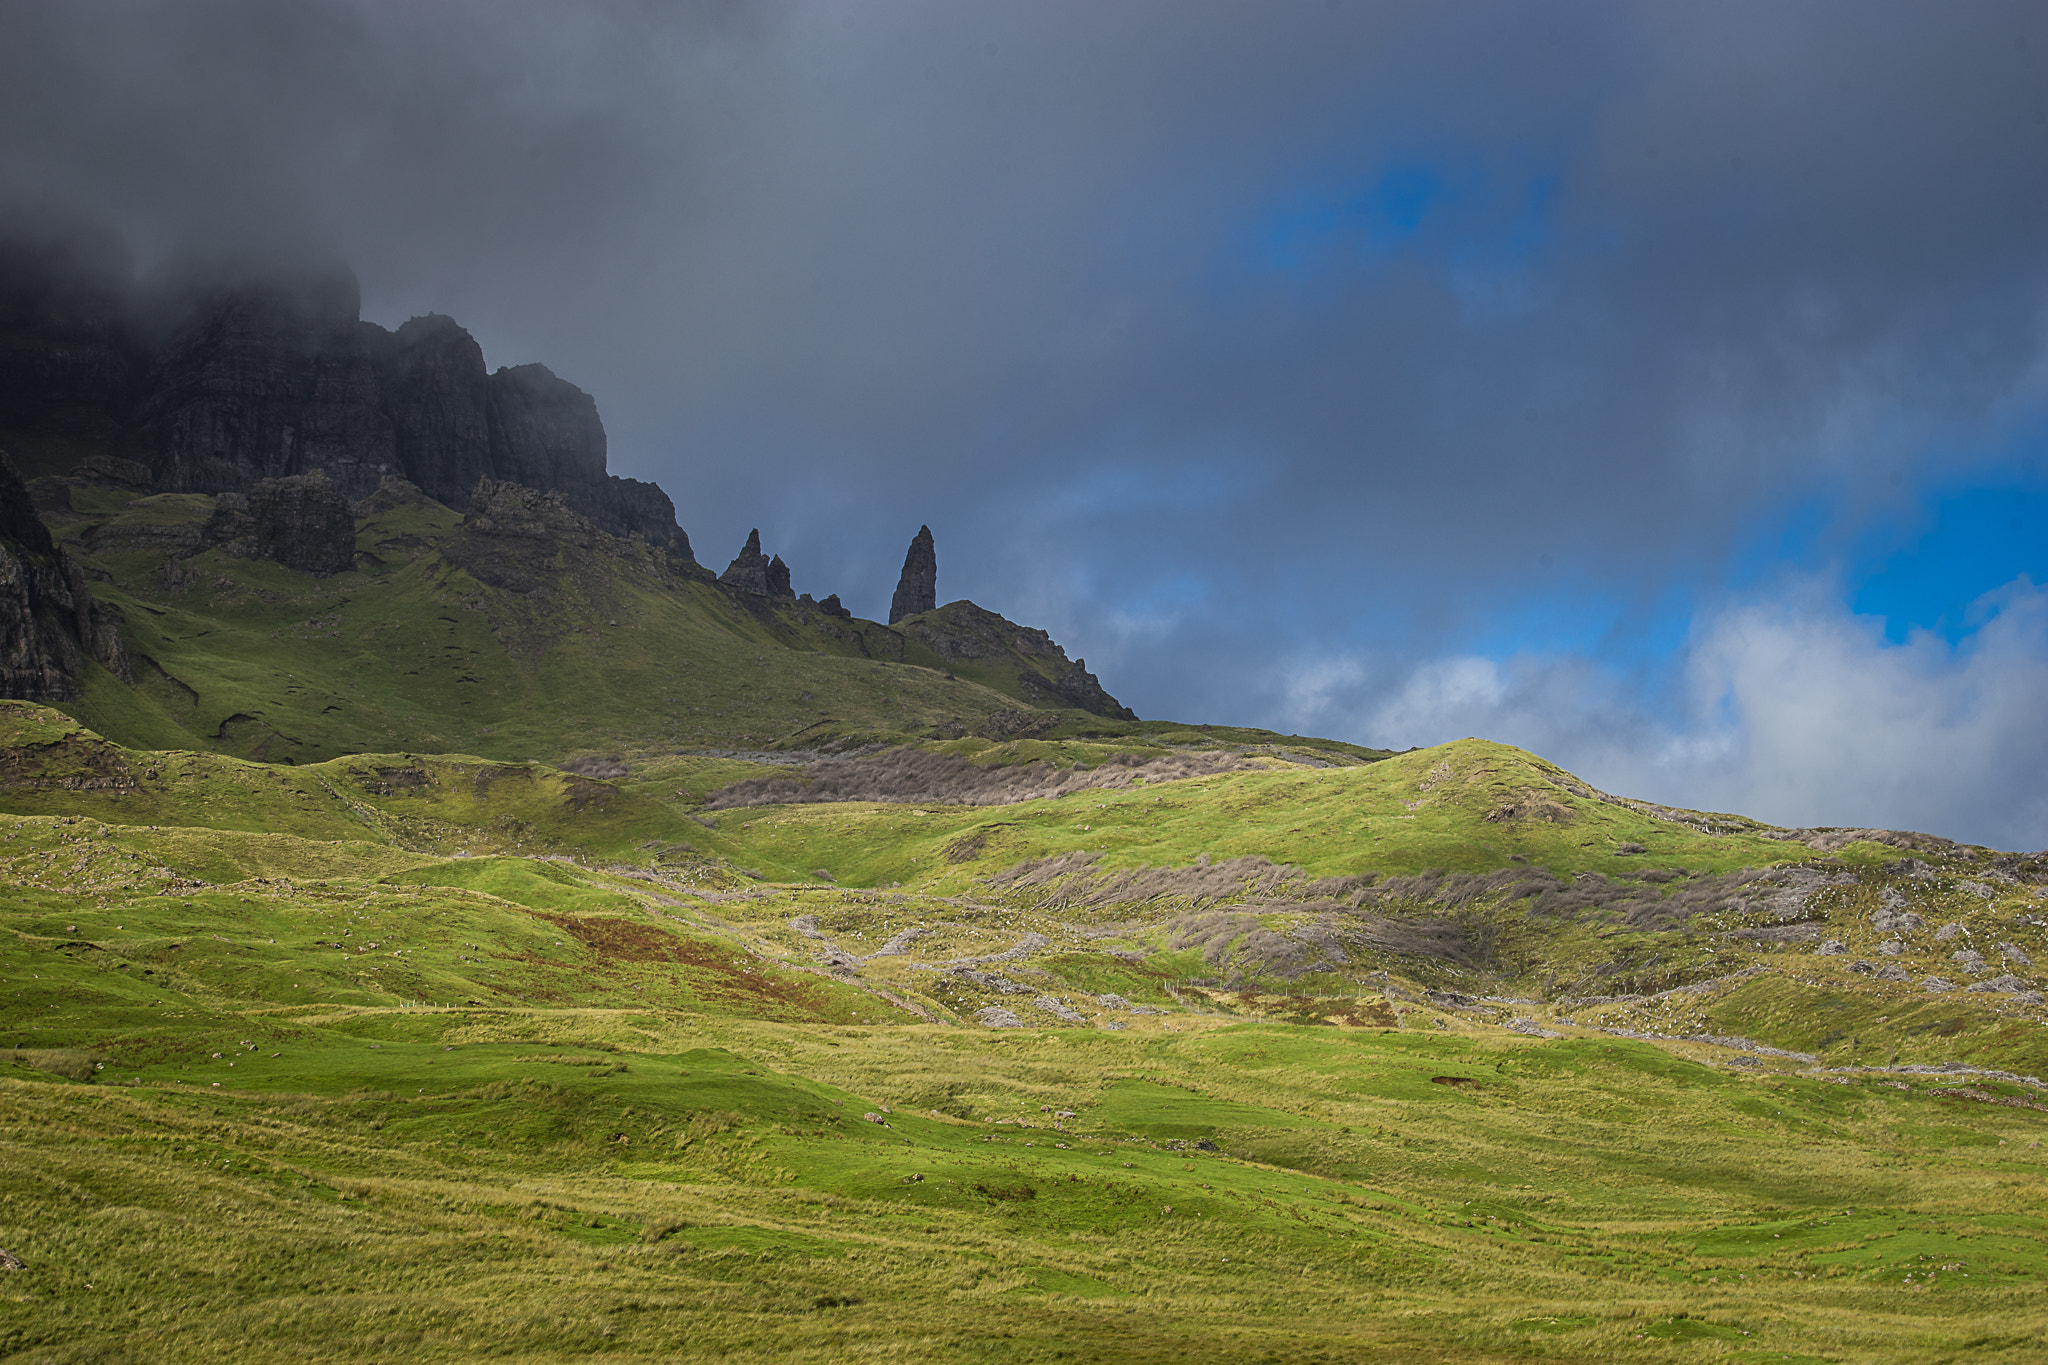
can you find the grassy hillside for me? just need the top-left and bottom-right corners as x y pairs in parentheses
(4, 701), (2046, 1362)
(40, 483), (1240, 767)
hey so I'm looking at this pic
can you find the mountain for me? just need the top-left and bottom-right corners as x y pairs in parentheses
(1, 242), (1148, 760)
(0, 238), (685, 552)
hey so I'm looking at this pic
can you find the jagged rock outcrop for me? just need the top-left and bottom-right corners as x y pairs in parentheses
(889, 525), (936, 624)
(440, 477), (595, 595)
(721, 529), (772, 594)
(195, 470), (356, 574)
(0, 241), (693, 558)
(900, 599), (1136, 720)
(0, 452), (128, 699)
(816, 592), (852, 619)
(719, 532), (799, 601)
(249, 471), (356, 575)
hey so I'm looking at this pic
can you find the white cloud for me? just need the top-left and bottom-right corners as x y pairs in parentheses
(1270, 576), (2048, 850)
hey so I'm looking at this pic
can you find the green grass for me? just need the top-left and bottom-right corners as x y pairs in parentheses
(5, 666), (2048, 1360)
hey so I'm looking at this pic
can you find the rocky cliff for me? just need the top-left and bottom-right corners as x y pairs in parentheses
(0, 239), (691, 558)
(0, 452), (129, 699)
(898, 599), (1136, 720)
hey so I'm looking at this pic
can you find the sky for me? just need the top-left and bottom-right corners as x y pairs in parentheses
(3, 0), (2046, 847)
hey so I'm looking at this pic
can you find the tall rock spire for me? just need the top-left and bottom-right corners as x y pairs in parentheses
(720, 529), (771, 594)
(889, 525), (937, 624)
(719, 530), (796, 599)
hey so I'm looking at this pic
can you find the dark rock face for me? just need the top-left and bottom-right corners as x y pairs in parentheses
(900, 599), (1136, 720)
(383, 313), (493, 508)
(248, 471), (356, 575)
(0, 452), (128, 699)
(721, 529), (772, 594)
(196, 470), (355, 574)
(817, 592), (852, 619)
(889, 524), (937, 624)
(135, 271), (398, 498)
(485, 363), (606, 500)
(766, 554), (793, 599)
(0, 245), (694, 559)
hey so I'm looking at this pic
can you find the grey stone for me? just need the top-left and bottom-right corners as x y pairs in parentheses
(1878, 939), (1905, 956)
(950, 967), (1030, 994)
(1965, 974), (2032, 994)
(974, 1006), (1025, 1029)
(1999, 941), (2034, 966)
(1921, 976), (1957, 992)
(1815, 940), (1847, 955)
(1934, 922), (1967, 943)
(1872, 891), (1922, 933)
(1033, 996), (1086, 1024)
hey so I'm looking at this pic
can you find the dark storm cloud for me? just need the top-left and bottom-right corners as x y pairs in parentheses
(5, 1), (2048, 839)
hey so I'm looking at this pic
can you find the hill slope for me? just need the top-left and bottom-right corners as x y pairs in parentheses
(3, 700), (2047, 1363)
(24, 468), (1197, 766)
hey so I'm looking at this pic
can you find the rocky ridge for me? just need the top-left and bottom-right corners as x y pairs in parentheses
(898, 598), (1136, 720)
